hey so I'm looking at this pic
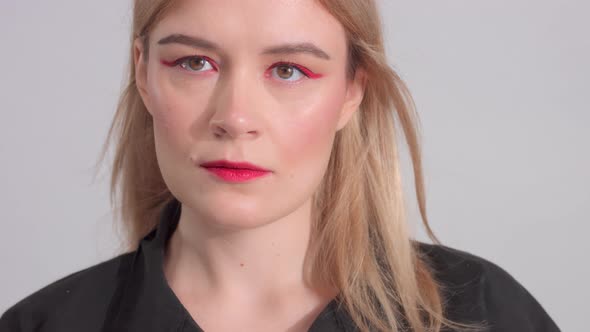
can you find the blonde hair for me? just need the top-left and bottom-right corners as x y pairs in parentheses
(97, 0), (482, 331)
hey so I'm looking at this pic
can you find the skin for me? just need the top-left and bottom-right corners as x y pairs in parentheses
(134, 0), (366, 330)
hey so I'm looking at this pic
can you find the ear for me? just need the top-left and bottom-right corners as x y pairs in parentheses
(133, 37), (151, 111)
(336, 68), (367, 131)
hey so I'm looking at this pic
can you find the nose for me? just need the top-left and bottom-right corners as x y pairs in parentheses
(209, 69), (261, 140)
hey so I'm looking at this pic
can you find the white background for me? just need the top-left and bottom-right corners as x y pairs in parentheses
(1, 1), (588, 330)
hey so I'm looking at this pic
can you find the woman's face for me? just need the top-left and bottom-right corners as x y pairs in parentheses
(134, 0), (365, 230)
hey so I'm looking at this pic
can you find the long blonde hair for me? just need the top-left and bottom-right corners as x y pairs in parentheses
(97, 1), (480, 331)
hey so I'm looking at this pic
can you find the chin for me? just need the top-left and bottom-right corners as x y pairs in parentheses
(182, 194), (280, 231)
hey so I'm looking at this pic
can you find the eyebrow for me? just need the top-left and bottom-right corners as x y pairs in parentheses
(157, 34), (331, 60)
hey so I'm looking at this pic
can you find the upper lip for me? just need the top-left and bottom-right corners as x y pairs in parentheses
(200, 160), (270, 172)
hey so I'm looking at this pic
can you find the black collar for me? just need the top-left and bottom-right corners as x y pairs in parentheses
(101, 198), (355, 331)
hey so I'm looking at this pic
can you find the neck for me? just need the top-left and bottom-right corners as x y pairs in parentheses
(163, 199), (321, 300)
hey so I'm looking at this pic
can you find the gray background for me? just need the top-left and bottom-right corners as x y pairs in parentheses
(1, 1), (588, 330)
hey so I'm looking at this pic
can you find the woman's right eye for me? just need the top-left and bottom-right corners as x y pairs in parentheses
(166, 55), (217, 73)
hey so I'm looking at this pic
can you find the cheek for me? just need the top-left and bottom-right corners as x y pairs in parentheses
(276, 88), (345, 172)
(146, 71), (209, 153)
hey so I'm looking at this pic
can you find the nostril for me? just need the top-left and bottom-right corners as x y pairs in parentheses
(209, 117), (258, 139)
(211, 125), (227, 137)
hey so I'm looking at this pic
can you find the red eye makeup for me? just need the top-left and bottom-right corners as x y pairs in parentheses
(160, 55), (323, 83)
(266, 61), (323, 80)
(161, 55), (219, 72)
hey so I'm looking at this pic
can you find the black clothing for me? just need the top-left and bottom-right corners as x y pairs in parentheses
(0, 199), (560, 331)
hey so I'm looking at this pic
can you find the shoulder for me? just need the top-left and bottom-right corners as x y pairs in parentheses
(0, 251), (135, 332)
(415, 242), (560, 331)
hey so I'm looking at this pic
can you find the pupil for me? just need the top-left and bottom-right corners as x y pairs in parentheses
(278, 66), (293, 78)
(189, 58), (204, 70)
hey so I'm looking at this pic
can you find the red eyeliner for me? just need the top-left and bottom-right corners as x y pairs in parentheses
(160, 55), (219, 71)
(160, 57), (323, 80)
(160, 59), (176, 66)
(273, 61), (323, 79)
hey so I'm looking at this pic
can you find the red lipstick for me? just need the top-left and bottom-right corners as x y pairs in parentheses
(200, 160), (271, 182)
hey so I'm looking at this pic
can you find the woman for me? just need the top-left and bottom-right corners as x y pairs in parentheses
(0, 0), (560, 331)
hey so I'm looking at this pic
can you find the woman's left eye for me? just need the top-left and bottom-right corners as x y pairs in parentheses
(269, 63), (308, 82)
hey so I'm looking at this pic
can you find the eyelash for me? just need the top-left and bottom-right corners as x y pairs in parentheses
(160, 55), (321, 83)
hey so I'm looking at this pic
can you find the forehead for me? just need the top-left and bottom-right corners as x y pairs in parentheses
(151, 0), (348, 60)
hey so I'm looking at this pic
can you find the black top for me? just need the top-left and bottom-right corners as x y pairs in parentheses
(0, 199), (560, 332)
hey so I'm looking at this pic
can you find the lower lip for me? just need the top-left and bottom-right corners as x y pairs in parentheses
(202, 167), (271, 182)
